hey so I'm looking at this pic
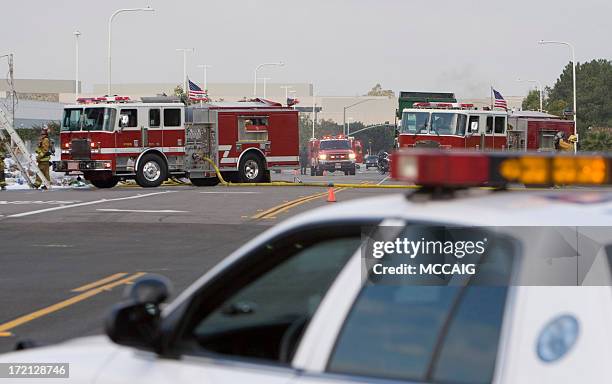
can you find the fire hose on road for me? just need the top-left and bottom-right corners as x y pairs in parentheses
(200, 157), (418, 189)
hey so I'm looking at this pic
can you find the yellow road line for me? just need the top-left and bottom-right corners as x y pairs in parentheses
(71, 272), (129, 292)
(0, 332), (12, 337)
(253, 188), (346, 220)
(0, 272), (146, 334)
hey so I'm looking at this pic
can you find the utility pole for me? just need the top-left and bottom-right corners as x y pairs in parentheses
(176, 48), (195, 95)
(74, 31), (81, 101)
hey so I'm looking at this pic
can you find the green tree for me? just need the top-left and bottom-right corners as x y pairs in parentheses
(174, 85), (188, 104)
(521, 89), (542, 111)
(580, 128), (612, 151)
(546, 59), (612, 137)
(366, 84), (395, 98)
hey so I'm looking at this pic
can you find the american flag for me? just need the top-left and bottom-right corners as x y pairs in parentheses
(492, 88), (507, 110)
(188, 79), (208, 101)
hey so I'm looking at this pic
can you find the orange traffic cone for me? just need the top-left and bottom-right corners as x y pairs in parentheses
(327, 186), (336, 203)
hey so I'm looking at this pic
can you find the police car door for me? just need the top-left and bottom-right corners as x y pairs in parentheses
(96, 222), (366, 384)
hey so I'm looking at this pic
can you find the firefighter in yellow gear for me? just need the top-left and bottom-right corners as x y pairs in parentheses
(0, 138), (7, 191)
(34, 126), (51, 189)
(555, 132), (578, 152)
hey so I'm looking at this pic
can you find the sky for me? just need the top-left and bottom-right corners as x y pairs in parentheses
(1, 0), (611, 98)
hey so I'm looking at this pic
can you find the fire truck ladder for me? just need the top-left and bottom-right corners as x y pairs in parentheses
(0, 108), (51, 189)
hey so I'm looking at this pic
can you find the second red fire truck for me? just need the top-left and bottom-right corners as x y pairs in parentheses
(54, 97), (299, 188)
(308, 135), (357, 176)
(397, 102), (575, 152)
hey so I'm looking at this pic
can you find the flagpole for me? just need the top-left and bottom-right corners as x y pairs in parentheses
(490, 86), (494, 110)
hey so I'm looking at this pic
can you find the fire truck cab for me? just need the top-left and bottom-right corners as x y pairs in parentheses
(308, 135), (357, 176)
(398, 102), (509, 150)
(54, 97), (299, 188)
(398, 102), (576, 153)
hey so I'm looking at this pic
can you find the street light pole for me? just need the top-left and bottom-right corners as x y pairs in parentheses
(539, 40), (577, 151)
(347, 117), (354, 137)
(197, 64), (212, 91)
(343, 99), (374, 135)
(312, 83), (316, 139)
(280, 85), (292, 105)
(74, 30), (81, 101)
(176, 48), (195, 95)
(108, 6), (154, 95)
(253, 62), (284, 97)
(261, 77), (271, 99)
(517, 78), (543, 112)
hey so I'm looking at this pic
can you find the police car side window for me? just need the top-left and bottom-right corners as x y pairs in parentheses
(328, 285), (508, 384)
(178, 225), (365, 364)
(328, 226), (514, 384)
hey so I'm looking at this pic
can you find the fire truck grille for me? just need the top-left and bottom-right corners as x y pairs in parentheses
(71, 139), (91, 160)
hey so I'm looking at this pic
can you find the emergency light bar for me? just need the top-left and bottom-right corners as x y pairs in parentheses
(77, 96), (131, 104)
(391, 150), (611, 187)
(412, 102), (476, 110)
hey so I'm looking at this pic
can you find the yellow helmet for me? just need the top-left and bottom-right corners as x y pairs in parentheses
(568, 134), (578, 143)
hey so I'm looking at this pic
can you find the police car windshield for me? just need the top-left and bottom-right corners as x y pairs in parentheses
(62, 107), (116, 132)
(401, 111), (429, 133)
(320, 140), (350, 150)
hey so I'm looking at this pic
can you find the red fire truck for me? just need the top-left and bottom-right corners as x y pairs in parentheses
(54, 96), (299, 188)
(308, 135), (357, 176)
(397, 102), (575, 152)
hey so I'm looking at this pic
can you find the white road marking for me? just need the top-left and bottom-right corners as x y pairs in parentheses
(377, 176), (390, 185)
(96, 209), (188, 213)
(198, 191), (260, 194)
(6, 191), (175, 218)
(0, 200), (81, 205)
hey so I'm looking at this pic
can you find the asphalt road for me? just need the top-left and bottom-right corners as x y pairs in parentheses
(0, 168), (399, 352)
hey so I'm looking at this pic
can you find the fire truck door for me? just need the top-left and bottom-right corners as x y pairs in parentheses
(161, 107), (183, 149)
(146, 107), (162, 147)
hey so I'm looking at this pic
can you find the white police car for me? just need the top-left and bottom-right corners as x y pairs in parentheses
(1, 150), (612, 383)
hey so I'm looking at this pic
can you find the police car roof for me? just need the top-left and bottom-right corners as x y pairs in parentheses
(283, 189), (612, 228)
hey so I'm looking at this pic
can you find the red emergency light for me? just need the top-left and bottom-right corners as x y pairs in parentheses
(391, 149), (611, 188)
(413, 102), (431, 108)
(76, 96), (131, 104)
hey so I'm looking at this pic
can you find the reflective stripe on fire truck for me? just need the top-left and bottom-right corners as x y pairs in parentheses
(99, 147), (185, 154)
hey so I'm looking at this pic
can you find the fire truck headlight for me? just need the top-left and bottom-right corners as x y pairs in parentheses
(397, 155), (418, 181)
(348, 152), (356, 160)
(104, 162), (112, 169)
(319, 154), (327, 160)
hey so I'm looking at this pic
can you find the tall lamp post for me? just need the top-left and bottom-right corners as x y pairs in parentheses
(74, 30), (81, 101)
(253, 62), (284, 97)
(343, 99), (374, 135)
(517, 78), (543, 112)
(280, 85), (293, 105)
(347, 117), (354, 136)
(539, 40), (577, 151)
(176, 48), (195, 95)
(107, 6), (154, 95)
(261, 77), (271, 99)
(197, 64), (212, 91)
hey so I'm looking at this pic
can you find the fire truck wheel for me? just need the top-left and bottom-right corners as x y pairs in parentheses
(239, 153), (266, 183)
(190, 177), (220, 187)
(136, 154), (167, 188)
(310, 167), (315, 176)
(350, 166), (356, 176)
(88, 176), (119, 189)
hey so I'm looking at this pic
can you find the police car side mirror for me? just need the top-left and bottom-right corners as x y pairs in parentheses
(105, 275), (172, 353)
